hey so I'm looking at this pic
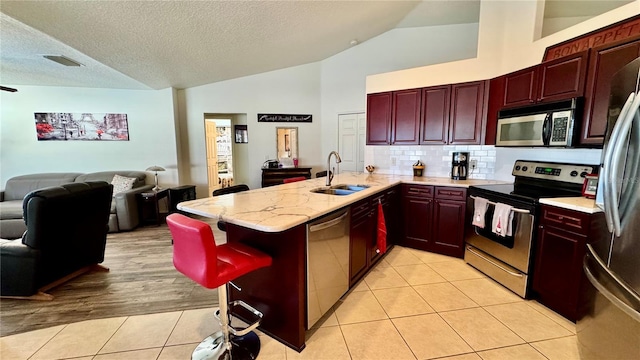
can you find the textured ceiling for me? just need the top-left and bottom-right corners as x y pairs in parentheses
(0, 1), (629, 91)
(0, 0), (481, 90)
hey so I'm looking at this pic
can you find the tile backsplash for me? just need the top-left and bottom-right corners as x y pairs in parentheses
(365, 145), (497, 179)
(364, 145), (602, 181)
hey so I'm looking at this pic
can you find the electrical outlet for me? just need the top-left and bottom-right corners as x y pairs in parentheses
(470, 159), (478, 170)
(391, 157), (397, 166)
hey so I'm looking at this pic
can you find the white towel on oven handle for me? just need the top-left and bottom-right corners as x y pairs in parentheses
(492, 203), (514, 237)
(471, 197), (489, 228)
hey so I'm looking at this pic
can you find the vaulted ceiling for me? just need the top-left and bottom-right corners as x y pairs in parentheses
(0, 0), (631, 91)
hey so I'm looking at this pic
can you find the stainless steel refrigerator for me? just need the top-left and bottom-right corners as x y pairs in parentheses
(577, 57), (640, 359)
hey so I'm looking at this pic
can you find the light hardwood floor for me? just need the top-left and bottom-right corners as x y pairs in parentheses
(0, 217), (224, 337)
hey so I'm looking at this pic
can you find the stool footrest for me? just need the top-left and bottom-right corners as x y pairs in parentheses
(216, 300), (263, 337)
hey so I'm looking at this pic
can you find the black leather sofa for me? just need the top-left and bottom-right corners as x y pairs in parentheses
(0, 181), (113, 298)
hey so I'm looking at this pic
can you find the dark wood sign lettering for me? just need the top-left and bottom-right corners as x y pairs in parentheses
(543, 14), (640, 62)
(257, 114), (312, 122)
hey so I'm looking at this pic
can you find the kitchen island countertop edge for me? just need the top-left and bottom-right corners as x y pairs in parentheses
(177, 172), (508, 232)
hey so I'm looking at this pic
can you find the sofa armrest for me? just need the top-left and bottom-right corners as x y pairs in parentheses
(113, 185), (154, 231)
(0, 239), (40, 296)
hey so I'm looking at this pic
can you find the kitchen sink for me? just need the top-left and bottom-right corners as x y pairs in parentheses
(310, 184), (370, 196)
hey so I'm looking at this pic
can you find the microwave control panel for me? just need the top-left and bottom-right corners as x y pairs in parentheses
(512, 160), (598, 184)
(549, 110), (573, 145)
(551, 117), (568, 141)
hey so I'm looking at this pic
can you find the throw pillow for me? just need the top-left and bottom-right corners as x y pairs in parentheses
(111, 174), (137, 195)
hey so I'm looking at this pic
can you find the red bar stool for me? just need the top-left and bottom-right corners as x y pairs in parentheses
(166, 213), (272, 360)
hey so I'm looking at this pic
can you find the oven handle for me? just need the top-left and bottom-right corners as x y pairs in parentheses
(469, 196), (530, 214)
(466, 246), (524, 278)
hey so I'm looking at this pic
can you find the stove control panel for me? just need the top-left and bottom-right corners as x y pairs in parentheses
(512, 160), (598, 184)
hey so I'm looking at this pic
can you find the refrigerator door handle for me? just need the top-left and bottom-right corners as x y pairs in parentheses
(586, 244), (640, 302)
(583, 257), (640, 322)
(609, 93), (640, 237)
(602, 93), (636, 234)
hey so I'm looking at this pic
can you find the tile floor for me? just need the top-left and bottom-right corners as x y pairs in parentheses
(0, 246), (579, 360)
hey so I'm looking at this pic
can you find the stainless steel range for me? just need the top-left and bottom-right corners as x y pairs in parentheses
(464, 160), (598, 298)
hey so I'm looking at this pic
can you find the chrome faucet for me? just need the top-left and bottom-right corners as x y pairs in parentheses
(326, 151), (342, 186)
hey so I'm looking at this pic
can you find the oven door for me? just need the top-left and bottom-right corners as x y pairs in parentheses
(464, 197), (535, 273)
(464, 196), (536, 297)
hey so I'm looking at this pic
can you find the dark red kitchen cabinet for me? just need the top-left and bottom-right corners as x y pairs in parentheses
(581, 39), (640, 146)
(370, 186), (400, 265)
(383, 186), (401, 247)
(533, 205), (607, 322)
(420, 81), (486, 145)
(449, 81), (486, 144)
(401, 185), (434, 251)
(538, 51), (588, 103)
(484, 76), (505, 145)
(503, 66), (538, 108)
(502, 51), (588, 108)
(366, 92), (392, 145)
(431, 187), (467, 258)
(392, 89), (421, 145)
(350, 199), (373, 286)
(420, 85), (450, 144)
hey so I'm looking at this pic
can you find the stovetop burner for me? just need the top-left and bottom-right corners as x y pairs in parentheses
(469, 160), (599, 207)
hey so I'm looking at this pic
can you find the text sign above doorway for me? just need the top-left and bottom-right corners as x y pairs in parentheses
(258, 114), (312, 123)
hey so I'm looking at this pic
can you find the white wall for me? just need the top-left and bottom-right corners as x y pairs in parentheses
(320, 23), (480, 161)
(0, 86), (179, 186)
(367, 1), (640, 92)
(177, 62), (322, 193)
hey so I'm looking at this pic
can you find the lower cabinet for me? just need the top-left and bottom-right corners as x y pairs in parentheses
(350, 198), (374, 286)
(533, 204), (606, 321)
(401, 184), (467, 258)
(402, 184), (434, 250)
(349, 186), (400, 286)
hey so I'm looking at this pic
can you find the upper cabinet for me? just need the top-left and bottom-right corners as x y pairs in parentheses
(448, 81), (487, 144)
(421, 81), (487, 145)
(391, 89), (422, 145)
(367, 81), (487, 146)
(366, 92), (392, 145)
(580, 39), (640, 146)
(502, 51), (589, 108)
(420, 85), (450, 144)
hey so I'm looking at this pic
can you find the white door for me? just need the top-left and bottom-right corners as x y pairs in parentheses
(205, 120), (219, 195)
(357, 113), (366, 172)
(338, 113), (365, 173)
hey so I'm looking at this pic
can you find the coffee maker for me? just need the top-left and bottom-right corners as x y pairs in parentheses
(451, 152), (469, 180)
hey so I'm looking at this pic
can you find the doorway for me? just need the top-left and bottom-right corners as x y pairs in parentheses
(338, 112), (366, 173)
(205, 118), (234, 194)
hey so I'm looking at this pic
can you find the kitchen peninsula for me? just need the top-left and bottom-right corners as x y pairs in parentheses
(177, 173), (505, 351)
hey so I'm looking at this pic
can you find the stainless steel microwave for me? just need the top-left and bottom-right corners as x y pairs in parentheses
(495, 98), (581, 147)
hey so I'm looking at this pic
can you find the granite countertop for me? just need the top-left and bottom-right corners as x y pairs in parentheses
(177, 172), (507, 232)
(539, 197), (602, 214)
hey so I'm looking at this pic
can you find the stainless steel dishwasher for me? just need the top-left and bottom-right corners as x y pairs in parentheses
(306, 208), (350, 328)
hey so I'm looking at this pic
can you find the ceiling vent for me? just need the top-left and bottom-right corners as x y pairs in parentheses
(43, 55), (84, 67)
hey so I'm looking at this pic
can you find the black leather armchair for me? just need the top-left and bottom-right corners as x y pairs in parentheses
(0, 181), (113, 298)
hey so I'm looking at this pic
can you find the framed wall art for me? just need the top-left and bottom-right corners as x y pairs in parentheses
(34, 112), (129, 141)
